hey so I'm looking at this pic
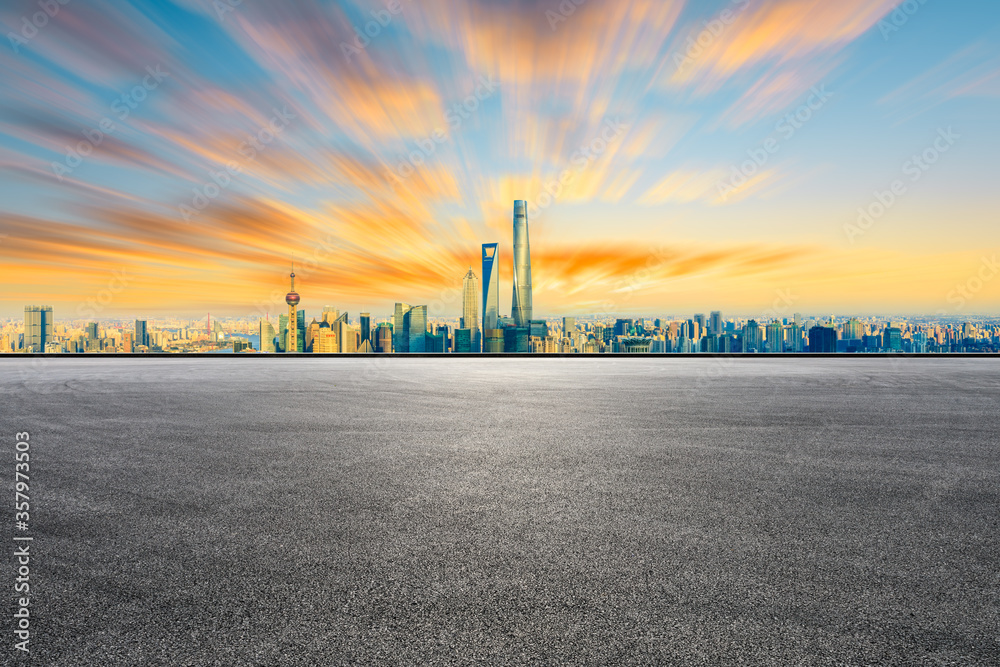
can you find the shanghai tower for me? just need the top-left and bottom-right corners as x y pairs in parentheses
(511, 200), (532, 326)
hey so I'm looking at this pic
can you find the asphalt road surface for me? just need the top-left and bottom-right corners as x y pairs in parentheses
(2, 358), (999, 665)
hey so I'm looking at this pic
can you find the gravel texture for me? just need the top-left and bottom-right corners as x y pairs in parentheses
(2, 357), (999, 665)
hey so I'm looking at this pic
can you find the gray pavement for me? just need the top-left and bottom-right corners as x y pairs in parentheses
(2, 358), (999, 665)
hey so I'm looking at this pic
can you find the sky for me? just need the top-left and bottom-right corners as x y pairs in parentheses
(1, 0), (999, 321)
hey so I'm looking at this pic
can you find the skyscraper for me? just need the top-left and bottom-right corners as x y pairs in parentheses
(23, 306), (52, 353)
(766, 321), (784, 353)
(360, 313), (371, 347)
(563, 317), (576, 338)
(285, 271), (300, 353)
(809, 326), (838, 353)
(482, 243), (500, 333)
(511, 200), (532, 326)
(742, 320), (763, 353)
(408, 305), (428, 353)
(376, 322), (393, 353)
(710, 311), (722, 336)
(260, 319), (276, 353)
(393, 303), (411, 353)
(461, 268), (480, 352)
(134, 320), (148, 348)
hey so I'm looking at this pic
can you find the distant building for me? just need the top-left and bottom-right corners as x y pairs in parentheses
(742, 320), (762, 353)
(766, 321), (784, 353)
(393, 303), (411, 353)
(461, 268), (480, 352)
(885, 327), (903, 352)
(483, 329), (504, 353)
(134, 320), (149, 348)
(482, 243), (500, 333)
(376, 322), (393, 353)
(359, 313), (371, 347)
(809, 326), (838, 353)
(710, 311), (722, 336)
(24, 305), (52, 353)
(563, 317), (576, 337)
(619, 337), (652, 353)
(314, 322), (338, 353)
(408, 305), (428, 353)
(511, 201), (533, 326)
(504, 326), (530, 353)
(454, 328), (473, 353)
(260, 319), (276, 353)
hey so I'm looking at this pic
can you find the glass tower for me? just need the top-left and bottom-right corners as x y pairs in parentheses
(408, 305), (427, 353)
(23, 305), (52, 353)
(461, 268), (480, 352)
(511, 201), (532, 326)
(393, 303), (411, 353)
(482, 243), (500, 335)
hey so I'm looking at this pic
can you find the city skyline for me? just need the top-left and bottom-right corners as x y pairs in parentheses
(1, 1), (999, 318)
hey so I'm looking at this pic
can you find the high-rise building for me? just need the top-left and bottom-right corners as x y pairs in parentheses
(483, 329), (504, 353)
(788, 323), (804, 352)
(511, 200), (532, 326)
(24, 306), (52, 353)
(461, 268), (480, 352)
(694, 314), (706, 334)
(376, 322), (393, 353)
(809, 326), (838, 353)
(285, 271), (300, 353)
(482, 243), (500, 333)
(504, 326), (530, 353)
(393, 303), (411, 353)
(314, 322), (337, 353)
(259, 319), (276, 353)
(843, 318), (863, 341)
(563, 317), (576, 337)
(408, 305), (427, 353)
(277, 314), (288, 353)
(306, 319), (319, 352)
(296, 310), (306, 353)
(454, 329), (472, 353)
(885, 327), (903, 352)
(766, 321), (784, 353)
(134, 320), (149, 348)
(360, 313), (371, 347)
(710, 311), (722, 336)
(742, 320), (763, 353)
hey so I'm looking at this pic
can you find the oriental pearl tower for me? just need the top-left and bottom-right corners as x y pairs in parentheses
(285, 270), (300, 353)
